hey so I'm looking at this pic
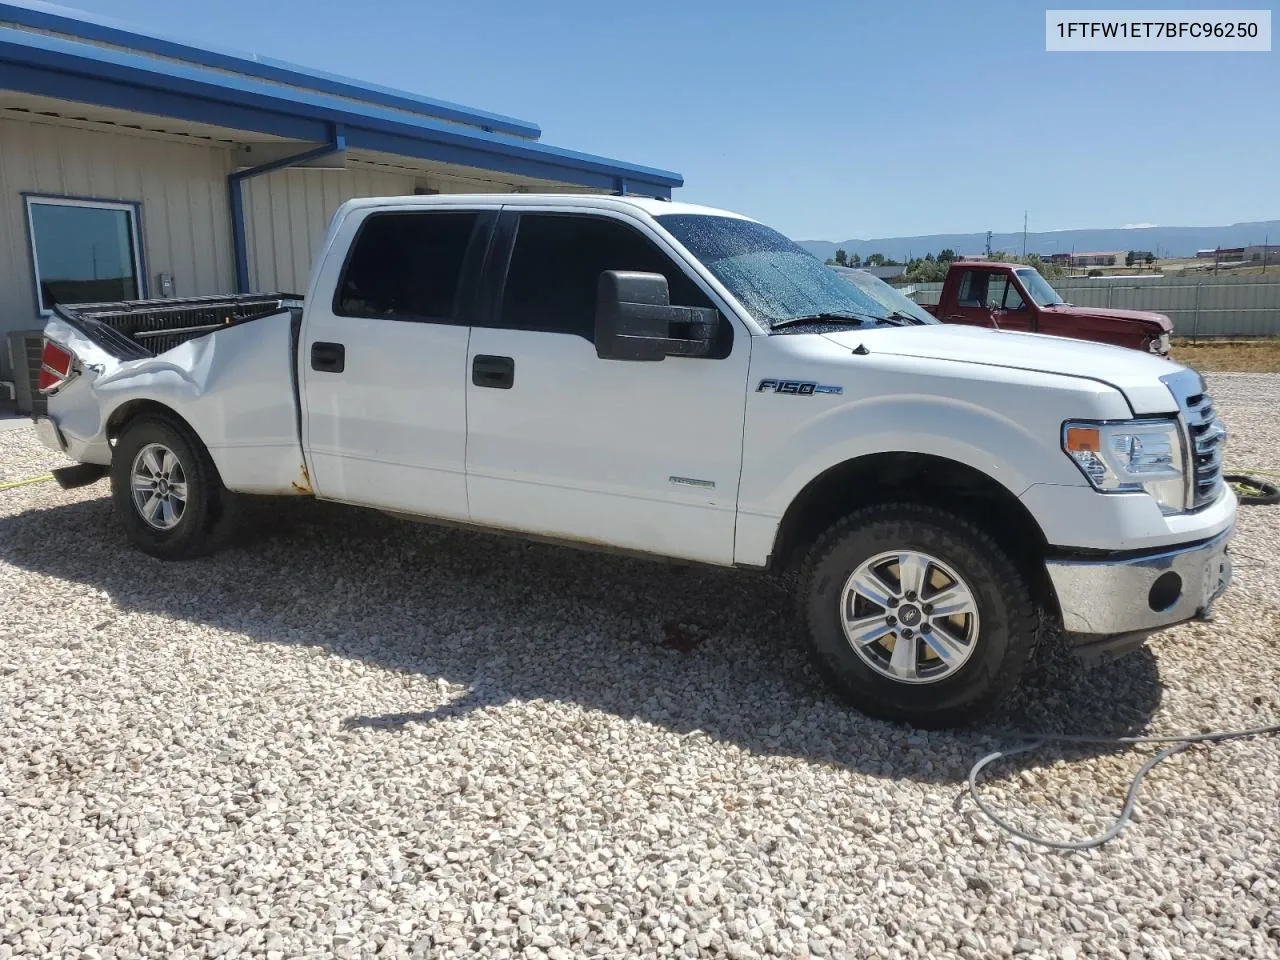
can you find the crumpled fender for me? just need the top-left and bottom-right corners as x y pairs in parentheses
(44, 311), (308, 495)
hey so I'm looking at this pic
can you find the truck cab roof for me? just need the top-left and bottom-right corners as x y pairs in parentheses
(946, 261), (1031, 272)
(335, 193), (756, 223)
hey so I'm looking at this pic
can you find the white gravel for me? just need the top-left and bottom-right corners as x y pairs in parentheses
(2, 374), (1278, 960)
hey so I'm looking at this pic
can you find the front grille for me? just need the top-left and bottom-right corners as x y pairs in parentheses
(1163, 371), (1225, 508)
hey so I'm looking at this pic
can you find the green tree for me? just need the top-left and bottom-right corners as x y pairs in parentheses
(849, 252), (862, 267)
(904, 258), (948, 283)
(938, 248), (956, 263)
(833, 248), (848, 266)
(1144, 252), (1155, 267)
(1125, 251), (1137, 267)
(866, 253), (886, 266)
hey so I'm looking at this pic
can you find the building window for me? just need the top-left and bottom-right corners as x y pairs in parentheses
(25, 196), (144, 314)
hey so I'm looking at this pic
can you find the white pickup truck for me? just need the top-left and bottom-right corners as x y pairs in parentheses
(33, 195), (1234, 726)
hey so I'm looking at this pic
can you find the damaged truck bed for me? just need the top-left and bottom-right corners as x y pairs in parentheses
(38, 293), (312, 495)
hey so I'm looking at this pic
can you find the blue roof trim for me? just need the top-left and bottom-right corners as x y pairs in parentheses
(0, 27), (683, 194)
(0, 0), (542, 139)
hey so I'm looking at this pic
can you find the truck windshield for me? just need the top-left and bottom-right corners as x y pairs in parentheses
(655, 214), (894, 329)
(837, 269), (938, 325)
(1015, 268), (1066, 307)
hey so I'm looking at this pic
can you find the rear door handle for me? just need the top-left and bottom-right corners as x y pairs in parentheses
(472, 354), (514, 389)
(311, 341), (345, 373)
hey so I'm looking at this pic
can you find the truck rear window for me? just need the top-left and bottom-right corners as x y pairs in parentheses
(336, 212), (477, 322)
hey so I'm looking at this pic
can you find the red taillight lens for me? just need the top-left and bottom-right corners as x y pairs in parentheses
(38, 339), (76, 394)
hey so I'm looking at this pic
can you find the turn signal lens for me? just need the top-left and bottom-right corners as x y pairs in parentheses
(1064, 426), (1100, 453)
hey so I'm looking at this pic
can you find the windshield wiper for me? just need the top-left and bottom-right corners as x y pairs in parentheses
(881, 311), (921, 326)
(771, 311), (882, 330)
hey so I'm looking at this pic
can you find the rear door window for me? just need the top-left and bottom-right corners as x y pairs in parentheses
(336, 212), (478, 322)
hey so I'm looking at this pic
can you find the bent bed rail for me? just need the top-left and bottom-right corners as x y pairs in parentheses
(53, 293), (302, 358)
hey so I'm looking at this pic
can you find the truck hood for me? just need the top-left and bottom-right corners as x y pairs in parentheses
(1043, 304), (1173, 333)
(820, 324), (1182, 414)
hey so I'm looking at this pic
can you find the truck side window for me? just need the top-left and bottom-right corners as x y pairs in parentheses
(498, 214), (714, 340)
(956, 270), (987, 308)
(336, 212), (477, 322)
(1002, 281), (1027, 311)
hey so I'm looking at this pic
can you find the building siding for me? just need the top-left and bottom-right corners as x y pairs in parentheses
(242, 166), (418, 294)
(0, 115), (236, 377)
(0, 116), (235, 311)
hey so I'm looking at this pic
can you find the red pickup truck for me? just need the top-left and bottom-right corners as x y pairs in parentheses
(921, 261), (1173, 356)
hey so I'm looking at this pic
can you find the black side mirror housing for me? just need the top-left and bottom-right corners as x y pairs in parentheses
(595, 271), (720, 361)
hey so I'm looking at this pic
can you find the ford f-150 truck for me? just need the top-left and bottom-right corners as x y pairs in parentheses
(922, 260), (1175, 356)
(33, 195), (1234, 727)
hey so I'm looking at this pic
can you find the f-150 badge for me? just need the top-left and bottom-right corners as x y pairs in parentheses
(756, 379), (843, 396)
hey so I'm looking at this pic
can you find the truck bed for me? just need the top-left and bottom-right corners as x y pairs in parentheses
(41, 293), (309, 496)
(53, 293), (302, 359)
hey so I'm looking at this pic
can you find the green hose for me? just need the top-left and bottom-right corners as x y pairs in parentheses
(0, 473), (53, 491)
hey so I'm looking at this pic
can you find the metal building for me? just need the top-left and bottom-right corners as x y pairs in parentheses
(0, 1), (682, 404)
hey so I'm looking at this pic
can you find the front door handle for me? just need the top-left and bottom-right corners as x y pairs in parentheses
(472, 354), (514, 389)
(311, 341), (345, 373)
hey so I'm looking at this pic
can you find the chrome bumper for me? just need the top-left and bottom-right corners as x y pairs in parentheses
(1046, 526), (1233, 636)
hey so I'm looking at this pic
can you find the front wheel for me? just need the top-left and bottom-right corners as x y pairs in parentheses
(109, 415), (238, 560)
(798, 503), (1037, 727)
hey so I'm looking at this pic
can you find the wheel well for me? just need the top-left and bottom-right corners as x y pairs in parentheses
(772, 452), (1058, 615)
(105, 399), (197, 443)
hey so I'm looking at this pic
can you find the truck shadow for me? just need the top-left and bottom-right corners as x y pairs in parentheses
(0, 492), (1164, 786)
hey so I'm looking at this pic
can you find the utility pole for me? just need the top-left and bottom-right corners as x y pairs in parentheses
(1264, 234), (1270, 274)
(985, 230), (992, 257)
(1022, 210), (1028, 258)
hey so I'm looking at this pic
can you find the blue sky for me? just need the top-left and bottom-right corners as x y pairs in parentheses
(64, 0), (1278, 241)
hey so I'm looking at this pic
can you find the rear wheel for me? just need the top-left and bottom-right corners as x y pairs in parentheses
(110, 416), (238, 560)
(798, 503), (1036, 727)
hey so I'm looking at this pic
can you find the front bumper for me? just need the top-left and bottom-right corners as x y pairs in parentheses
(1046, 525), (1233, 639)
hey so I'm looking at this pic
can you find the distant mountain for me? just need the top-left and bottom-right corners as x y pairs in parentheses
(798, 220), (1280, 263)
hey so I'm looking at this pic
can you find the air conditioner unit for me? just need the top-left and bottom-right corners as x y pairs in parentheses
(7, 329), (47, 417)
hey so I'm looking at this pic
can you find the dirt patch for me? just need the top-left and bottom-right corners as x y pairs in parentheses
(1172, 339), (1280, 374)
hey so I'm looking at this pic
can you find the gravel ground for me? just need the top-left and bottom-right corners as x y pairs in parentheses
(2, 374), (1278, 960)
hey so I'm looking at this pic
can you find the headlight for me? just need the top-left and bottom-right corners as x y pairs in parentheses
(1063, 420), (1186, 514)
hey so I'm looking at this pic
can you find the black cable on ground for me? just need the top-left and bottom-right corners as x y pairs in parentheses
(967, 722), (1280, 850)
(1225, 474), (1280, 506)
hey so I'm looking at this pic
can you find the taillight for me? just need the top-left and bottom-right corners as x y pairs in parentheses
(37, 339), (77, 394)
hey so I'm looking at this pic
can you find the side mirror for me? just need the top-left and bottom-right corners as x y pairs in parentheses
(595, 270), (719, 361)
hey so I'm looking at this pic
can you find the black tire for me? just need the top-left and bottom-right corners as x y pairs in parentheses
(109, 415), (239, 560)
(798, 503), (1036, 728)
